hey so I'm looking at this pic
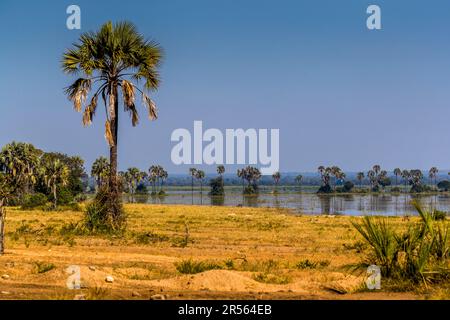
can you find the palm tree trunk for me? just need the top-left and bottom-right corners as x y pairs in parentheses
(53, 185), (57, 209)
(191, 176), (194, 205)
(0, 201), (5, 256)
(109, 82), (121, 223)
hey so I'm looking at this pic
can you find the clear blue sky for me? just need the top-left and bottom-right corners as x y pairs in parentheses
(0, 0), (449, 173)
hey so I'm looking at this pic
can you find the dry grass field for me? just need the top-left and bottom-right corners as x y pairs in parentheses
(0, 204), (448, 300)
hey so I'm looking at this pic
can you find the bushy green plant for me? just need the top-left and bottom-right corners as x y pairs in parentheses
(352, 201), (450, 284)
(47, 187), (74, 205)
(84, 187), (125, 234)
(21, 193), (48, 210)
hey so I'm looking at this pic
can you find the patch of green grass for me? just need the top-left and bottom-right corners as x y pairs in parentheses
(175, 259), (222, 274)
(33, 262), (56, 274)
(133, 231), (169, 245)
(295, 259), (330, 270)
(343, 240), (367, 253)
(252, 272), (291, 284)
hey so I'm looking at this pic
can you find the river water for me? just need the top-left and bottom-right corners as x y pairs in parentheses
(128, 187), (450, 216)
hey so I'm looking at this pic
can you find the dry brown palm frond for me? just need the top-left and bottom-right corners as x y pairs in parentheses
(65, 78), (92, 112)
(142, 93), (158, 120)
(121, 80), (135, 109)
(104, 121), (114, 147)
(129, 104), (139, 126)
(82, 95), (98, 126)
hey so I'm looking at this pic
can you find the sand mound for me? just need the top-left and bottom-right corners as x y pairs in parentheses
(148, 270), (305, 293)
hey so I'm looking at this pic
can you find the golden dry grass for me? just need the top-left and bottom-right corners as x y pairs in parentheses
(0, 204), (447, 300)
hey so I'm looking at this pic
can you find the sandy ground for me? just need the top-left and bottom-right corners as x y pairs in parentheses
(0, 204), (447, 300)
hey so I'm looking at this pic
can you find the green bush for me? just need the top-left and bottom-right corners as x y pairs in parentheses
(47, 187), (74, 205)
(21, 193), (48, 209)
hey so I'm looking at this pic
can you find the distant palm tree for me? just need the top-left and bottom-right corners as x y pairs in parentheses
(393, 168), (401, 186)
(429, 167), (438, 188)
(91, 156), (109, 189)
(357, 172), (364, 189)
(189, 168), (197, 202)
(62, 21), (163, 228)
(401, 170), (410, 192)
(272, 171), (281, 192)
(43, 159), (70, 209)
(373, 165), (381, 175)
(295, 174), (303, 192)
(217, 165), (225, 189)
(195, 170), (205, 204)
(123, 167), (145, 201)
(237, 169), (245, 192)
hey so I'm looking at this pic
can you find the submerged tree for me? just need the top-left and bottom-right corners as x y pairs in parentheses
(272, 171), (281, 193)
(393, 168), (401, 187)
(239, 166), (261, 194)
(62, 21), (163, 229)
(123, 167), (145, 201)
(356, 172), (365, 189)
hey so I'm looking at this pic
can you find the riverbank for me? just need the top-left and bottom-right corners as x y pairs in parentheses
(0, 204), (448, 300)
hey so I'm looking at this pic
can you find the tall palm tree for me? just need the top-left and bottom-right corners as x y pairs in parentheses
(91, 156), (109, 188)
(356, 172), (364, 189)
(62, 21), (163, 227)
(43, 159), (70, 209)
(393, 168), (401, 186)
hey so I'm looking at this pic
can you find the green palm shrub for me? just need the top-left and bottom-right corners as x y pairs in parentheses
(352, 201), (449, 284)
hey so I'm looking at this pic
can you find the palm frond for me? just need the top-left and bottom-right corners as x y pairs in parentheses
(121, 80), (136, 109)
(104, 121), (114, 147)
(142, 93), (158, 120)
(82, 94), (98, 126)
(65, 78), (92, 112)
